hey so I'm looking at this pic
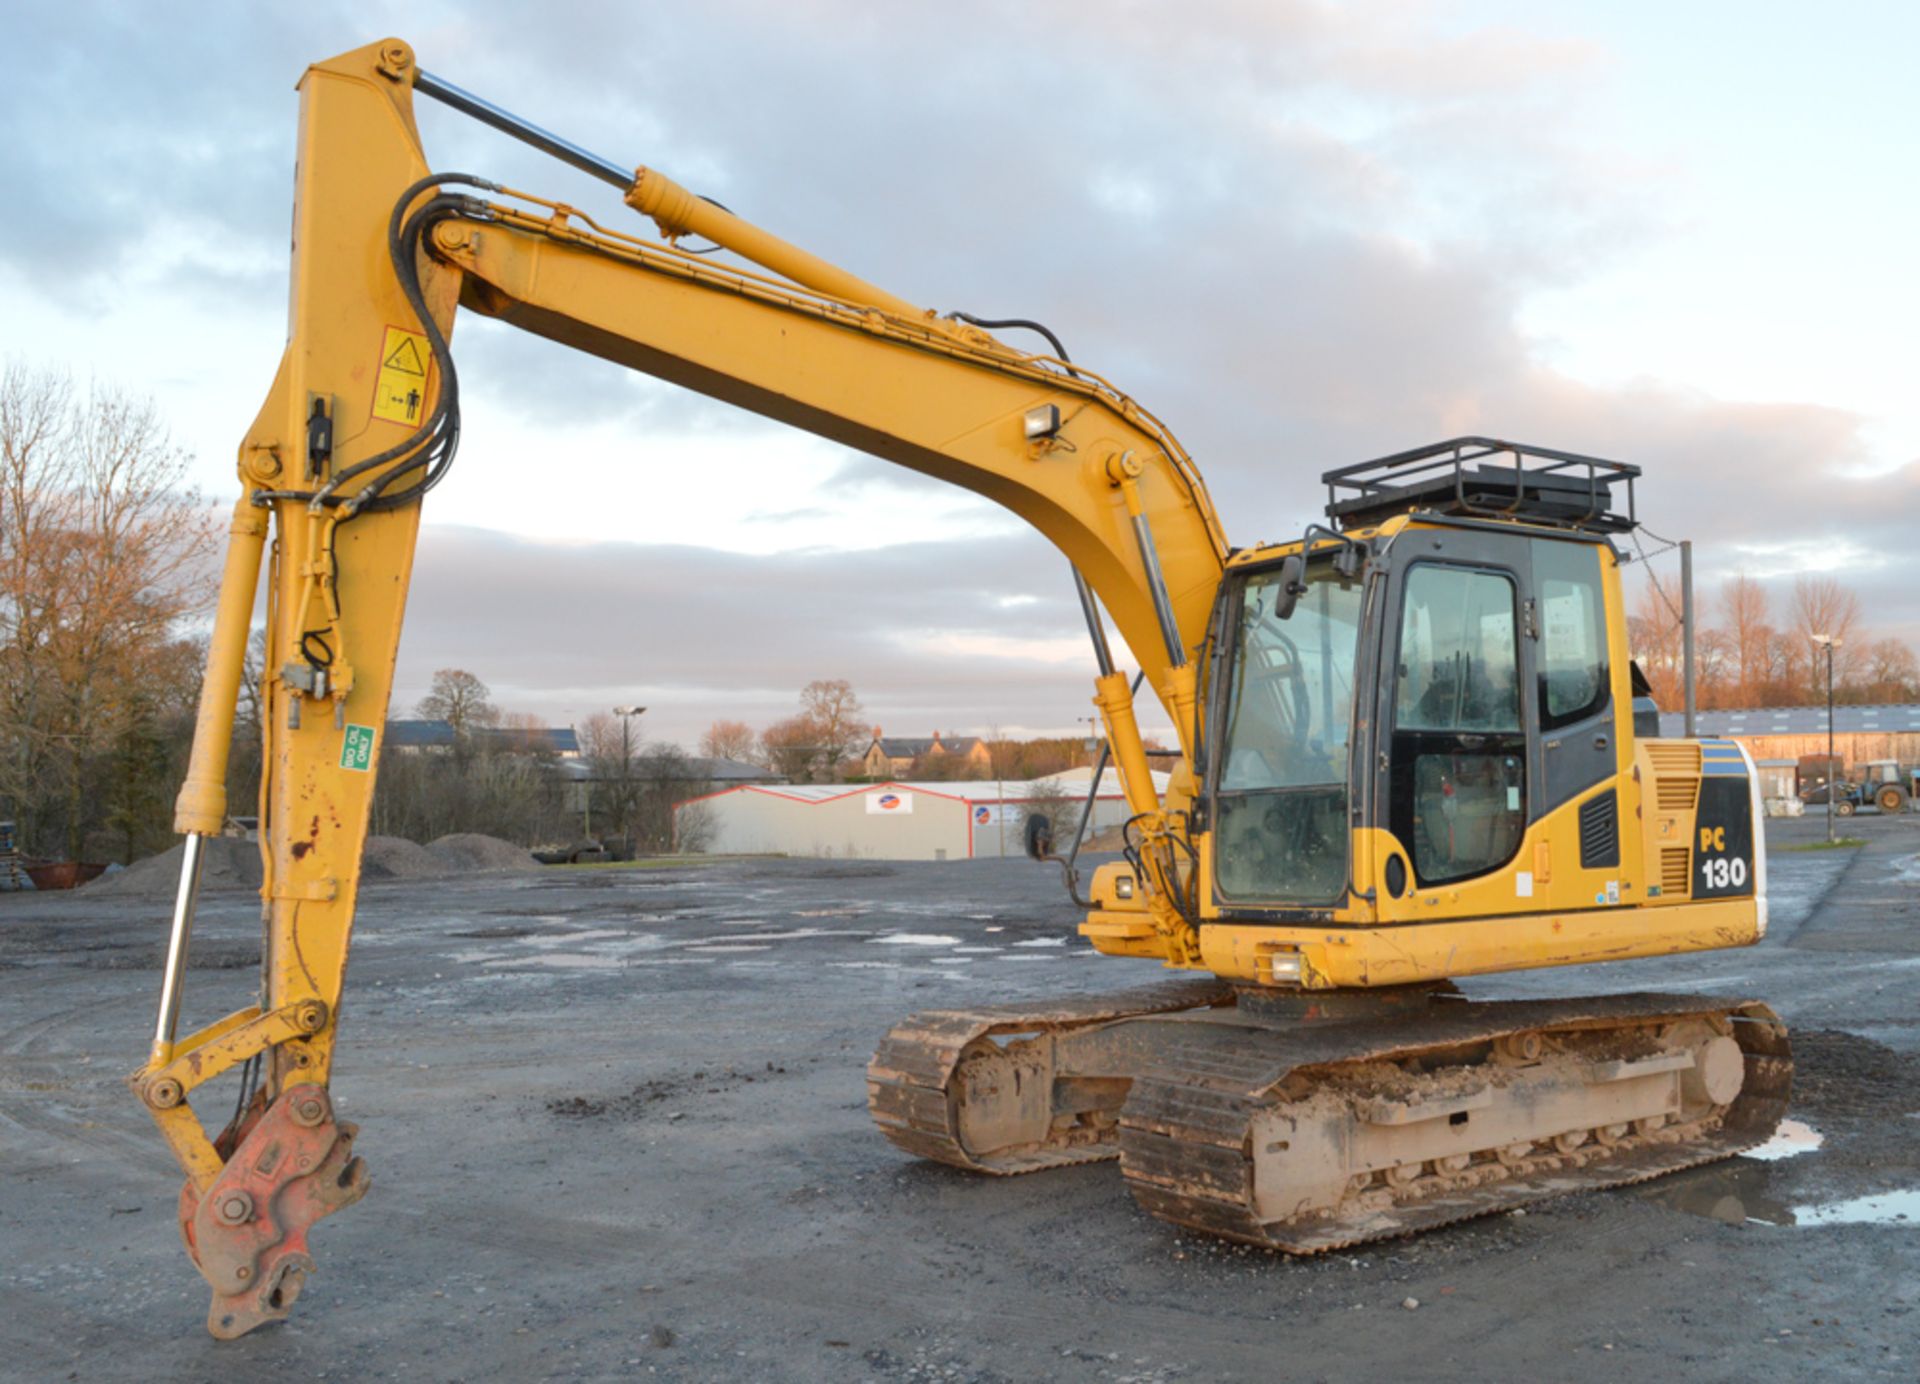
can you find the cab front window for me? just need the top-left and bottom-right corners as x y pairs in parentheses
(1212, 558), (1365, 903)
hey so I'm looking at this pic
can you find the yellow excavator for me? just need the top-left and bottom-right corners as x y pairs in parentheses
(133, 39), (1789, 1338)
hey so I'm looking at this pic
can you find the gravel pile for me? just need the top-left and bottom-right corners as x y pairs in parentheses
(361, 835), (441, 880)
(80, 831), (534, 899)
(427, 833), (538, 873)
(83, 837), (264, 899)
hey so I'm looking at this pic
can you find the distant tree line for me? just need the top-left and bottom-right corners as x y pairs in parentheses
(369, 669), (574, 846)
(699, 680), (1112, 786)
(371, 669), (715, 853)
(1631, 572), (1920, 711)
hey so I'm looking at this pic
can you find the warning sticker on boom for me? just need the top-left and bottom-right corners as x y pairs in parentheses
(371, 325), (432, 426)
(340, 723), (376, 772)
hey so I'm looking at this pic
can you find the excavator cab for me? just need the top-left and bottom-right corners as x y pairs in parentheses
(1202, 451), (1637, 926)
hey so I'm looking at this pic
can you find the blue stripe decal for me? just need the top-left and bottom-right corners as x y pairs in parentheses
(1700, 739), (1748, 776)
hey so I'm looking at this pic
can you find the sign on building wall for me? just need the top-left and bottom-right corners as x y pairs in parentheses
(866, 791), (914, 815)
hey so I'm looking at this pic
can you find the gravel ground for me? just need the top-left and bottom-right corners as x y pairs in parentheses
(3, 816), (1918, 1381)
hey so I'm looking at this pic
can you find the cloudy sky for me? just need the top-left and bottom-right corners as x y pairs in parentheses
(3, 2), (1914, 746)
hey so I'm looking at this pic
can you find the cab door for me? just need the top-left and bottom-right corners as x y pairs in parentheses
(1368, 525), (1621, 894)
(1379, 535), (1531, 889)
(1528, 536), (1618, 818)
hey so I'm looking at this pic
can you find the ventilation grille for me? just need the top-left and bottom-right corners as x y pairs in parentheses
(1648, 742), (1702, 812)
(1578, 789), (1621, 870)
(1660, 848), (1691, 897)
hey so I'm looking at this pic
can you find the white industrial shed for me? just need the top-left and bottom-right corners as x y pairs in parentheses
(676, 771), (1167, 861)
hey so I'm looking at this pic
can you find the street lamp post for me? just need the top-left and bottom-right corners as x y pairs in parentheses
(613, 704), (646, 854)
(1810, 636), (1838, 844)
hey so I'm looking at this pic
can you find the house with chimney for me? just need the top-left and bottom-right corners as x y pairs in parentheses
(859, 727), (994, 779)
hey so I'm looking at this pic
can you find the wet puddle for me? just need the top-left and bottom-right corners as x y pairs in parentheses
(870, 933), (960, 946)
(1745, 1118), (1825, 1161)
(1795, 1190), (1920, 1225)
(1638, 1158), (1796, 1226)
(1634, 1117), (1920, 1228)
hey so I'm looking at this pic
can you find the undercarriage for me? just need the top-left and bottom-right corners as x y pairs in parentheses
(868, 982), (1790, 1252)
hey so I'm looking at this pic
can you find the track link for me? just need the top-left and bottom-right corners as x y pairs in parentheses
(866, 978), (1234, 1174)
(1119, 992), (1791, 1252)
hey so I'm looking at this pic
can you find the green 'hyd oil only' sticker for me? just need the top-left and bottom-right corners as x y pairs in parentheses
(340, 724), (376, 772)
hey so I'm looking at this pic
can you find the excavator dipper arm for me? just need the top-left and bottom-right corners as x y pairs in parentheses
(132, 38), (1225, 1336)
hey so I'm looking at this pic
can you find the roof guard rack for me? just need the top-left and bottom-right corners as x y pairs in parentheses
(1321, 436), (1640, 534)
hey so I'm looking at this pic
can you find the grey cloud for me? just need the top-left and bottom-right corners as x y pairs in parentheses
(394, 525), (1108, 744)
(0, 5), (357, 288)
(5, 2), (1913, 729)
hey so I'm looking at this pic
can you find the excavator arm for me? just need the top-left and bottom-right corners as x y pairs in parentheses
(133, 37), (1230, 1335)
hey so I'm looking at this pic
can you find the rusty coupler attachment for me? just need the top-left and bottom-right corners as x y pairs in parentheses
(178, 1083), (370, 1339)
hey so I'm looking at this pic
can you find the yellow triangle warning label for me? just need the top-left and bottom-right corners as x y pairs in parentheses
(382, 336), (427, 375)
(371, 325), (433, 425)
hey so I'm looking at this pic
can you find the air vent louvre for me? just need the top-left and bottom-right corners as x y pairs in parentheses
(1578, 789), (1620, 870)
(1660, 848), (1691, 897)
(1648, 742), (1702, 812)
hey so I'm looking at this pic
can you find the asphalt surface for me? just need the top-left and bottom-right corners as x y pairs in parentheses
(3, 815), (1919, 1381)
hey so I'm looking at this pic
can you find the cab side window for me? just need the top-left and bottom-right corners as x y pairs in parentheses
(1531, 539), (1609, 730)
(1392, 565), (1525, 885)
(1395, 567), (1520, 734)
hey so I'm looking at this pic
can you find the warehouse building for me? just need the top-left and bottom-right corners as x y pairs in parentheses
(676, 769), (1165, 861)
(1656, 704), (1920, 767)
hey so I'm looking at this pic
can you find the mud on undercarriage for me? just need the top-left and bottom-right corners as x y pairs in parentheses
(867, 982), (1790, 1254)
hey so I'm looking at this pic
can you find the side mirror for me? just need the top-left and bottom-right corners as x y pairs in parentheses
(1024, 812), (1054, 860)
(1273, 554), (1307, 620)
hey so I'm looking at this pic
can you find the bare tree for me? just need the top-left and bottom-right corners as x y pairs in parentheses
(699, 718), (757, 763)
(628, 743), (710, 853)
(416, 668), (500, 741)
(759, 714), (826, 782)
(1789, 575), (1862, 698)
(0, 362), (216, 857)
(1861, 638), (1920, 703)
(578, 710), (642, 844)
(1718, 575), (1773, 708)
(1627, 581), (1684, 712)
(798, 678), (866, 775)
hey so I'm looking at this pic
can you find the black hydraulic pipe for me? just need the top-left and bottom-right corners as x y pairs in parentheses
(1072, 567), (1116, 678)
(415, 69), (632, 190)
